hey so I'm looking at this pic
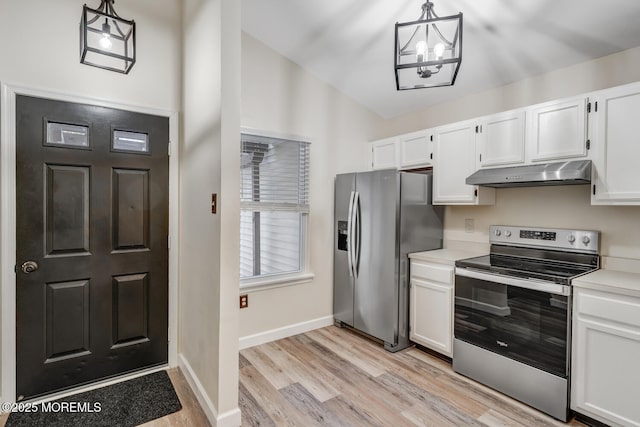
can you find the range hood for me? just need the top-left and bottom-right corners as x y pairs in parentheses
(466, 160), (592, 188)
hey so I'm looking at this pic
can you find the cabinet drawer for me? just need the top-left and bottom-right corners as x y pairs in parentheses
(410, 261), (453, 284)
(576, 289), (640, 329)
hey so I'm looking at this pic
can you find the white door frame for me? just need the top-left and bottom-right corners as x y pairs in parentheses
(0, 82), (180, 402)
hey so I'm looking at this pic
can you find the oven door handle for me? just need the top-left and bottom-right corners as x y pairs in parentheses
(455, 268), (571, 296)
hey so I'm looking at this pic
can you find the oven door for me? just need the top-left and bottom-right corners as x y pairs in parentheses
(454, 268), (570, 378)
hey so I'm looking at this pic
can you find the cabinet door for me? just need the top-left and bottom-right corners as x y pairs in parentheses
(433, 121), (476, 203)
(572, 288), (640, 426)
(370, 138), (398, 170)
(399, 130), (433, 169)
(591, 82), (640, 205)
(529, 97), (588, 162)
(434, 121), (495, 205)
(477, 110), (525, 168)
(572, 319), (640, 426)
(410, 278), (452, 357)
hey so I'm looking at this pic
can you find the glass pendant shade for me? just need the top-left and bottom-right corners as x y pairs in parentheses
(395, 2), (462, 90)
(80, 1), (136, 74)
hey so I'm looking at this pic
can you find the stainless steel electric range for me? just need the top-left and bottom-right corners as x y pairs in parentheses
(453, 225), (600, 421)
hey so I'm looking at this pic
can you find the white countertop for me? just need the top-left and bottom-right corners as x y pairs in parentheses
(573, 269), (640, 298)
(409, 248), (640, 297)
(409, 247), (487, 266)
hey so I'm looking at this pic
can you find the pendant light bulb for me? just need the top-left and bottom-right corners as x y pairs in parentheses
(434, 43), (445, 59)
(416, 40), (428, 62)
(100, 20), (112, 50)
(99, 34), (112, 49)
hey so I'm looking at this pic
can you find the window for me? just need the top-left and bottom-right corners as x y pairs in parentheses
(240, 133), (310, 284)
(46, 121), (90, 148)
(112, 130), (149, 153)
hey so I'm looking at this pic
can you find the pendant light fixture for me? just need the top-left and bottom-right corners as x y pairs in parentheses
(80, 0), (136, 74)
(395, 1), (462, 90)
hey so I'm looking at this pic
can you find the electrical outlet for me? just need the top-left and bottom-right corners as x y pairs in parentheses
(465, 218), (475, 233)
(239, 294), (248, 309)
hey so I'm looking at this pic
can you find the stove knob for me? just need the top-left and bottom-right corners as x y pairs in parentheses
(494, 229), (502, 237)
(505, 230), (512, 237)
(567, 235), (576, 243)
(582, 236), (591, 245)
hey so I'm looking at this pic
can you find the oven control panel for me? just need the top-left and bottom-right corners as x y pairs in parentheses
(520, 230), (556, 241)
(490, 225), (600, 253)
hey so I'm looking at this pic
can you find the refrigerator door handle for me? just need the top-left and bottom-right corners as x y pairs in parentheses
(347, 190), (355, 277)
(353, 191), (361, 277)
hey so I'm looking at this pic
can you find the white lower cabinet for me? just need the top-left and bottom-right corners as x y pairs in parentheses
(409, 260), (453, 357)
(572, 287), (640, 426)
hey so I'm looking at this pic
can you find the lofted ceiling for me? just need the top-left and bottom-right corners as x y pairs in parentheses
(242, 0), (640, 118)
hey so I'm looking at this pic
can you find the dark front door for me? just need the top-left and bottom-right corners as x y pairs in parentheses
(16, 95), (169, 400)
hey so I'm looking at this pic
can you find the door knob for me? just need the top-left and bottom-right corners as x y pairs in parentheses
(21, 261), (39, 274)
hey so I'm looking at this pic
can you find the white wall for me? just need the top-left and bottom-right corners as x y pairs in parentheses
(378, 46), (640, 260)
(0, 0), (181, 112)
(445, 186), (640, 259)
(378, 46), (640, 137)
(239, 33), (382, 339)
(180, 0), (240, 425)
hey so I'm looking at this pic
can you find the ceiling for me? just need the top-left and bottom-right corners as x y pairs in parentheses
(242, 0), (640, 118)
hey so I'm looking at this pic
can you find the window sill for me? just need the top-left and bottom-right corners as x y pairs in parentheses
(240, 272), (315, 293)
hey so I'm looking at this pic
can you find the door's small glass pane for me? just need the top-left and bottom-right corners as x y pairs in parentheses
(46, 122), (89, 148)
(113, 130), (149, 153)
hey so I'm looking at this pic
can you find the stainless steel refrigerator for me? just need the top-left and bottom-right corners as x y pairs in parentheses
(334, 169), (444, 352)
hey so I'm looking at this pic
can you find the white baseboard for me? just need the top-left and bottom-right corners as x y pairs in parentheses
(216, 407), (242, 427)
(239, 315), (334, 350)
(178, 354), (241, 427)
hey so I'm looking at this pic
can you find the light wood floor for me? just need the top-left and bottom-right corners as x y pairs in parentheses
(0, 368), (210, 427)
(0, 326), (590, 426)
(239, 326), (588, 427)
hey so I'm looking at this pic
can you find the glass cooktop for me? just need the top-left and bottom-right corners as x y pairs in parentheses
(455, 251), (599, 285)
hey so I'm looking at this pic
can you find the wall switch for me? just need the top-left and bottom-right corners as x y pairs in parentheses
(465, 218), (475, 233)
(239, 294), (248, 309)
(211, 193), (217, 214)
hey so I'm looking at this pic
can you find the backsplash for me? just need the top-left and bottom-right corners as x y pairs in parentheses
(443, 185), (640, 259)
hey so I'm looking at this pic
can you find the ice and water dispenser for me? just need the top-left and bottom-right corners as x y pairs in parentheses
(337, 221), (348, 251)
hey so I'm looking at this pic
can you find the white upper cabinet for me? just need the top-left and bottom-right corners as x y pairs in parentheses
(366, 81), (640, 206)
(477, 110), (526, 168)
(433, 121), (495, 205)
(528, 96), (589, 162)
(370, 137), (398, 170)
(398, 130), (433, 169)
(590, 82), (640, 205)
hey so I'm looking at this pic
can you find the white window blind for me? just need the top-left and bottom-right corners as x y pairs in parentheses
(240, 133), (310, 280)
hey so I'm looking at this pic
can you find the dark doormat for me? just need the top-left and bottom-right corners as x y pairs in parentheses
(6, 370), (182, 427)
